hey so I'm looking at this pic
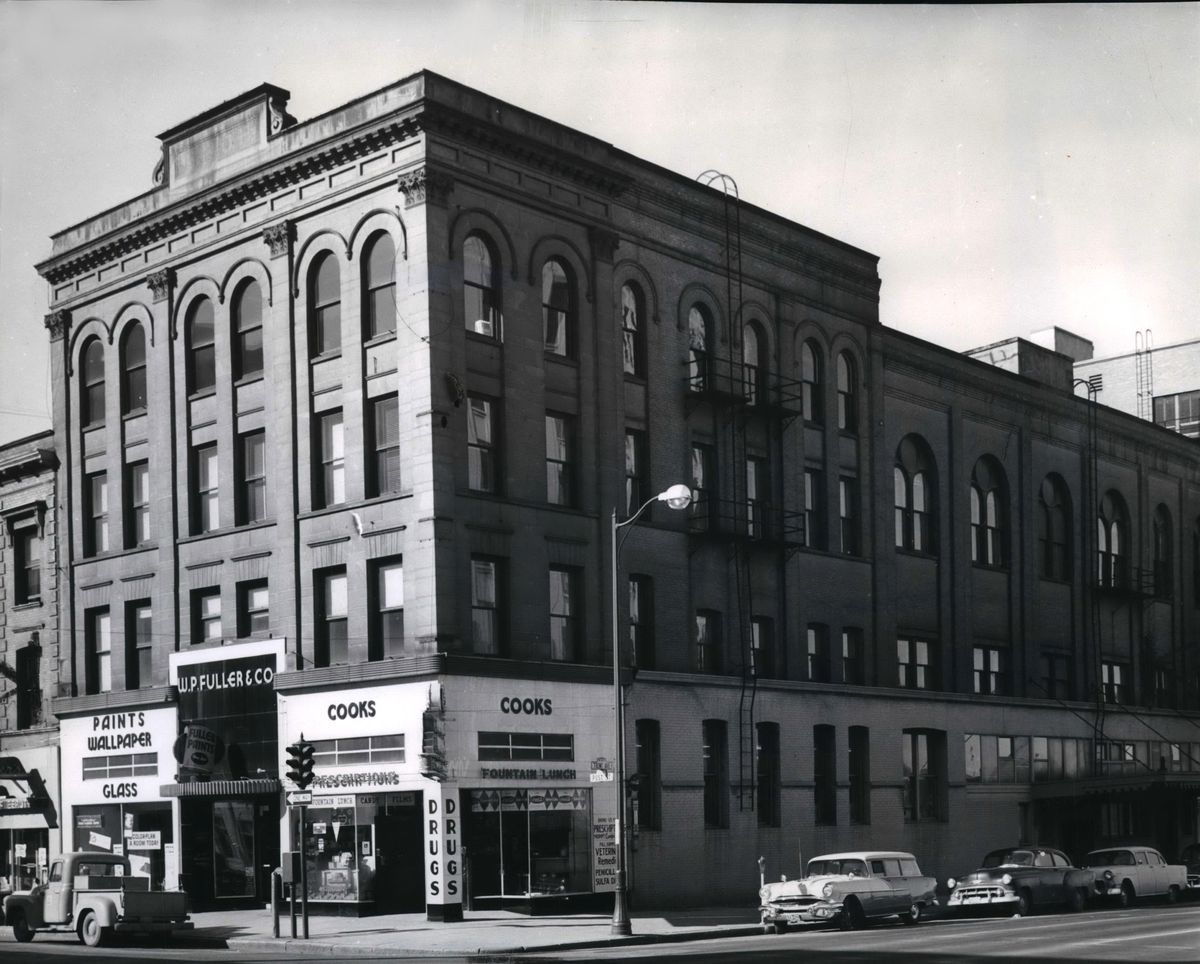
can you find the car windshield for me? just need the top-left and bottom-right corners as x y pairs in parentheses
(807, 859), (868, 877)
(1087, 850), (1134, 866)
(982, 849), (1034, 868)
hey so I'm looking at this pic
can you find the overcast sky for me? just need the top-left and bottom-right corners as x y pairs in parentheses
(1, 1), (1196, 445)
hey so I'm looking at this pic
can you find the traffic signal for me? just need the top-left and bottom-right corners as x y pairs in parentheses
(285, 737), (316, 790)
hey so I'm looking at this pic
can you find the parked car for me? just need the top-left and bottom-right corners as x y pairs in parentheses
(3, 852), (191, 946)
(1180, 843), (1200, 895)
(1084, 846), (1187, 906)
(759, 850), (939, 932)
(946, 846), (1092, 916)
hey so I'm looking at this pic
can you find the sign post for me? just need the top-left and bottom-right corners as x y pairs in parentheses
(285, 736), (316, 940)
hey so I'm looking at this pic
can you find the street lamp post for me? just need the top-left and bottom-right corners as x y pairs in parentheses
(610, 482), (692, 936)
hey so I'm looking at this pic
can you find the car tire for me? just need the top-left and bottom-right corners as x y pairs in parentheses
(1166, 885), (1181, 905)
(1119, 881), (1136, 909)
(839, 898), (866, 931)
(773, 921), (789, 935)
(901, 902), (924, 925)
(1016, 888), (1034, 917)
(77, 910), (109, 948)
(1068, 887), (1087, 912)
(10, 909), (36, 943)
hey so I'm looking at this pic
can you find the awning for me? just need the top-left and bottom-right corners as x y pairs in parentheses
(159, 778), (280, 797)
(1030, 772), (1200, 800)
(0, 756), (57, 827)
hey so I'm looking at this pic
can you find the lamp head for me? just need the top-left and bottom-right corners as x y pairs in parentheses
(657, 483), (693, 510)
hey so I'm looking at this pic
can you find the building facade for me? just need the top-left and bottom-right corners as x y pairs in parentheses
(34, 71), (1200, 914)
(0, 430), (63, 891)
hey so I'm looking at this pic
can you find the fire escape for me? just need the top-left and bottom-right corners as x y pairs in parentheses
(688, 172), (804, 811)
(1134, 329), (1154, 422)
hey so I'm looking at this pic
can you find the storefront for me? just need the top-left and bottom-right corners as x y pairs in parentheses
(0, 748), (61, 892)
(166, 639), (285, 908)
(59, 708), (177, 890)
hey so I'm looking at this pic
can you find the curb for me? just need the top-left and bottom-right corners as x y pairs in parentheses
(223, 924), (765, 958)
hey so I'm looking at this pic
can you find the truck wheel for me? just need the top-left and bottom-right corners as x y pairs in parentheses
(77, 910), (109, 947)
(839, 898), (866, 930)
(1167, 885), (1181, 904)
(1015, 889), (1034, 917)
(10, 909), (36, 943)
(901, 901), (924, 924)
(1068, 887), (1087, 912)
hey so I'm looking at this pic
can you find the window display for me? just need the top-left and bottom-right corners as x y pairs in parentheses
(213, 801), (256, 898)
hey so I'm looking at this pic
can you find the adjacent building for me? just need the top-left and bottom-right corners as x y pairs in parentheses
(0, 430), (63, 890)
(31, 70), (1200, 914)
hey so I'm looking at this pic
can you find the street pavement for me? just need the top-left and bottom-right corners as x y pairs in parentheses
(184, 904), (763, 957)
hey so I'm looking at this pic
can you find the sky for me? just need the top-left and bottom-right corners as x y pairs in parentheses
(1, 1), (1197, 446)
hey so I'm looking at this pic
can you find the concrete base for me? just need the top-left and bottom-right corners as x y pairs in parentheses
(426, 902), (463, 922)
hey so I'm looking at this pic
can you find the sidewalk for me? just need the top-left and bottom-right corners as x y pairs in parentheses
(184, 905), (763, 957)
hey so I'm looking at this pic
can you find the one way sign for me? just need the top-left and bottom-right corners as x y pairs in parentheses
(286, 790), (313, 806)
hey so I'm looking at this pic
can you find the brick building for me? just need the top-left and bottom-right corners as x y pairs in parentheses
(33, 71), (1200, 914)
(0, 430), (63, 889)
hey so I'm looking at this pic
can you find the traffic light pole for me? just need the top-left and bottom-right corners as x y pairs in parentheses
(299, 803), (309, 940)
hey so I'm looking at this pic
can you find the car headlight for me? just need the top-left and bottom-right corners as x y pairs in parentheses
(1001, 873), (1013, 886)
(947, 877), (957, 890)
(822, 883), (834, 898)
(1104, 870), (1114, 881)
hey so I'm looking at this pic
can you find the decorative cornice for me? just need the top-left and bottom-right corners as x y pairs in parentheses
(588, 226), (620, 263)
(39, 116), (426, 288)
(262, 220), (294, 259)
(146, 267), (175, 303)
(44, 309), (71, 340)
(397, 167), (453, 208)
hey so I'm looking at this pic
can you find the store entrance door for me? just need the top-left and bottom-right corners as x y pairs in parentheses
(374, 804), (424, 912)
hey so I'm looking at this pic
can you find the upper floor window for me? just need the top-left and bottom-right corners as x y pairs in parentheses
(316, 569), (348, 666)
(897, 635), (936, 689)
(1038, 474), (1072, 581)
(13, 525), (41, 603)
(806, 623), (831, 683)
(695, 609), (722, 673)
(193, 444), (219, 534)
(814, 724), (837, 825)
(192, 587), (222, 644)
(467, 396), (497, 494)
(742, 323), (763, 405)
(470, 556), (504, 656)
(362, 232), (396, 340)
(629, 575), (655, 670)
(757, 722), (781, 828)
(370, 559), (404, 660)
(316, 410), (345, 508)
(542, 259), (574, 357)
(1153, 389), (1200, 438)
(970, 457), (1007, 568)
(691, 443), (714, 530)
(126, 461), (150, 547)
(800, 339), (822, 424)
(973, 645), (1005, 696)
(746, 456), (768, 538)
(839, 476), (859, 555)
(81, 338), (106, 426)
(1038, 652), (1072, 701)
(238, 431), (267, 525)
(309, 251), (341, 356)
(369, 395), (401, 497)
(126, 601), (152, 690)
(85, 608), (112, 695)
(842, 628), (864, 685)
(545, 413), (574, 507)
(121, 324), (147, 414)
(620, 283), (645, 377)
(187, 298), (216, 394)
(1101, 660), (1128, 704)
(237, 580), (270, 637)
(635, 720), (662, 830)
(848, 726), (871, 824)
(625, 429), (648, 516)
(895, 436), (936, 554)
(1152, 504), (1172, 598)
(463, 234), (500, 339)
(1097, 491), (1129, 588)
(233, 279), (264, 380)
(903, 728), (947, 822)
(750, 616), (776, 679)
(803, 468), (825, 550)
(836, 351), (857, 433)
(687, 305), (710, 392)
(702, 719), (729, 828)
(548, 566), (580, 661)
(85, 472), (109, 556)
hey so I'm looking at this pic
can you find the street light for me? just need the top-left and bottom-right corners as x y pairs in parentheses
(610, 482), (692, 935)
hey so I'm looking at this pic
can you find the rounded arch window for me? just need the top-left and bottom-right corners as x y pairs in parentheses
(620, 282), (645, 377)
(1153, 504), (1173, 598)
(895, 435), (936, 554)
(308, 251), (341, 356)
(463, 233), (500, 339)
(232, 279), (263, 380)
(742, 323), (764, 404)
(1037, 474), (1072, 581)
(542, 259), (574, 357)
(970, 457), (1008, 567)
(688, 304), (710, 391)
(836, 351), (857, 433)
(362, 232), (396, 340)
(801, 339), (823, 423)
(186, 298), (216, 393)
(1097, 491), (1130, 588)
(121, 324), (147, 415)
(81, 337), (106, 426)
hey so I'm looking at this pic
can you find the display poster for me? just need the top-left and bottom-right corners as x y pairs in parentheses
(592, 816), (617, 892)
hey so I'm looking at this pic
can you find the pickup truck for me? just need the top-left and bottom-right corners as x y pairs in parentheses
(3, 852), (192, 946)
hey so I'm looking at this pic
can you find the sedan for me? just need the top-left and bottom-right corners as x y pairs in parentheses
(1085, 846), (1187, 906)
(946, 845), (1092, 916)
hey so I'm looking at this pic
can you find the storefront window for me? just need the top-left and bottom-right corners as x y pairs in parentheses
(73, 802), (173, 890)
(2, 828), (49, 890)
(213, 801), (256, 898)
(465, 788), (591, 898)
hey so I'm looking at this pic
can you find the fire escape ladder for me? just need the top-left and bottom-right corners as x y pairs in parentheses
(1135, 329), (1154, 422)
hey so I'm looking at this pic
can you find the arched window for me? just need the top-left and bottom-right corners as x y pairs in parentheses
(362, 232), (396, 340)
(1097, 491), (1129, 588)
(121, 325), (146, 415)
(309, 251), (341, 356)
(542, 259), (573, 357)
(837, 352), (857, 434)
(1153, 505), (1173, 598)
(232, 279), (263, 380)
(187, 298), (216, 394)
(1037, 475), (1072, 581)
(81, 338), (106, 426)
(895, 435), (936, 554)
(970, 457), (1007, 567)
(463, 233), (500, 339)
(801, 339), (823, 424)
(742, 323), (762, 405)
(620, 282), (645, 377)
(688, 305), (710, 391)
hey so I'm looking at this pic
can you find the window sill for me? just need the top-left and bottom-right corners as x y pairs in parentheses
(972, 562), (1010, 573)
(122, 408), (147, 421)
(310, 350), (342, 364)
(544, 352), (578, 367)
(622, 373), (647, 385)
(895, 547), (938, 560)
(12, 599), (42, 611)
(82, 421), (106, 433)
(188, 388), (216, 402)
(234, 373), (265, 389)
(299, 493), (413, 522)
(466, 330), (503, 346)
(364, 332), (397, 349)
